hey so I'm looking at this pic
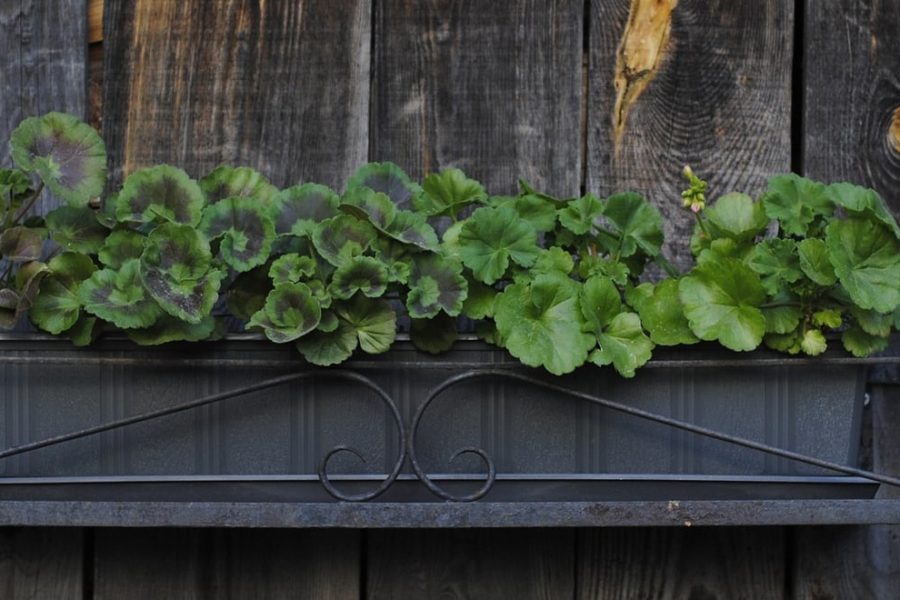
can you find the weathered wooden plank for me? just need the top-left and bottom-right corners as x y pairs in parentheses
(371, 0), (583, 195)
(93, 528), (360, 600)
(0, 0), (88, 214)
(367, 530), (575, 600)
(103, 0), (370, 188)
(587, 0), (793, 267)
(576, 527), (786, 600)
(0, 527), (83, 600)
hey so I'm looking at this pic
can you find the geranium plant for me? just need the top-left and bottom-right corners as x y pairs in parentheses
(4, 112), (898, 376)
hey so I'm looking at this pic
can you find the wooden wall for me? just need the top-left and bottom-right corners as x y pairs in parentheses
(1, 0), (899, 598)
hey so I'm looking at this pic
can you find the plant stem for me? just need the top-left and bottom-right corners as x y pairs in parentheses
(759, 301), (801, 309)
(11, 182), (44, 227)
(693, 211), (711, 240)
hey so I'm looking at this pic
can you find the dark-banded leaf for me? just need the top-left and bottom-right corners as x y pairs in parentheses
(410, 312), (458, 354)
(116, 165), (205, 226)
(330, 255), (388, 300)
(317, 309), (339, 333)
(79, 259), (162, 329)
(200, 165), (278, 205)
(590, 312), (654, 378)
(14, 261), (50, 320)
(226, 266), (272, 320)
(30, 278), (82, 334)
(68, 315), (99, 346)
(269, 253), (317, 285)
(826, 218), (900, 314)
(762, 174), (832, 236)
(295, 319), (358, 366)
(200, 197), (275, 272)
(558, 194), (603, 235)
(0, 226), (43, 262)
(602, 192), (665, 258)
(0, 289), (18, 328)
(458, 206), (540, 284)
(249, 283), (321, 343)
(346, 162), (422, 209)
(311, 214), (377, 267)
(747, 238), (803, 295)
(140, 223), (222, 323)
(98, 229), (145, 268)
(48, 252), (97, 283)
(407, 254), (467, 318)
(305, 279), (332, 309)
(271, 183), (340, 236)
(9, 112), (106, 205)
(45, 205), (107, 254)
(341, 188), (439, 250)
(417, 168), (486, 217)
(126, 315), (217, 345)
(333, 296), (396, 354)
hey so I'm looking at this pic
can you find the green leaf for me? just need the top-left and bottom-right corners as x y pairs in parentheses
(126, 315), (217, 345)
(417, 168), (486, 217)
(849, 307), (892, 337)
(494, 274), (595, 375)
(532, 247), (574, 275)
(271, 183), (340, 236)
(45, 205), (107, 254)
(311, 214), (377, 267)
(30, 278), (83, 334)
(813, 309), (842, 329)
(461, 278), (497, 319)
(580, 276), (621, 331)
(226, 266), (272, 320)
(761, 174), (832, 236)
(826, 218), (900, 314)
(558, 194), (603, 235)
(797, 238), (837, 286)
(98, 229), (145, 268)
(140, 223), (222, 323)
(407, 254), (467, 318)
(249, 283), (322, 343)
(578, 255), (630, 286)
(705, 193), (769, 242)
(199, 165), (278, 205)
(747, 238), (803, 295)
(633, 279), (698, 345)
(800, 329), (827, 356)
(678, 258), (766, 351)
(763, 304), (803, 334)
(602, 192), (664, 258)
(764, 331), (802, 354)
(200, 196), (276, 272)
(48, 251), (97, 283)
(79, 259), (163, 329)
(410, 313), (458, 354)
(490, 194), (559, 233)
(826, 182), (900, 239)
(295, 319), (358, 366)
(590, 312), (654, 378)
(116, 165), (205, 226)
(458, 206), (540, 284)
(67, 315), (99, 346)
(0, 226), (43, 262)
(842, 326), (889, 357)
(345, 162), (423, 209)
(9, 112), (106, 205)
(330, 255), (389, 299)
(333, 296), (396, 354)
(269, 253), (317, 285)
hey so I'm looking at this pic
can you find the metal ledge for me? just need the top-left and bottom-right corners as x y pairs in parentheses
(2, 499), (899, 528)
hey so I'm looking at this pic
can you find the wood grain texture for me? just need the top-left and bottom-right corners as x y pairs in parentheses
(94, 528), (360, 600)
(367, 529), (575, 600)
(0, 0), (88, 214)
(588, 0), (793, 267)
(803, 0), (900, 213)
(103, 0), (370, 188)
(0, 527), (83, 600)
(371, 0), (583, 196)
(576, 527), (786, 600)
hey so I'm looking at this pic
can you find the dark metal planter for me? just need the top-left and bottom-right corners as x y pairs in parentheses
(0, 334), (879, 505)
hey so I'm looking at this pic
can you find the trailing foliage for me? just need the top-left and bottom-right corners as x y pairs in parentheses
(2, 114), (898, 374)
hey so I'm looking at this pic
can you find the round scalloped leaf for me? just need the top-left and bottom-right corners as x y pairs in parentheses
(311, 214), (377, 267)
(9, 112), (107, 205)
(826, 182), (900, 239)
(140, 223), (222, 323)
(747, 238), (803, 295)
(797, 238), (837, 286)
(533, 247), (574, 275)
(271, 183), (340, 236)
(116, 165), (205, 226)
(98, 229), (146, 268)
(30, 277), (82, 334)
(0, 226), (44, 262)
(494, 273), (595, 375)
(410, 313), (458, 354)
(48, 252), (97, 283)
(295, 319), (358, 366)
(849, 307), (892, 337)
(632, 279), (698, 346)
(602, 192), (664, 258)
(458, 206), (540, 284)
(334, 296), (396, 354)
(330, 255), (389, 300)
(826, 218), (900, 314)
(489, 194), (558, 233)
(763, 301), (803, 335)
(226, 266), (272, 320)
(200, 197), (275, 272)
(342, 188), (439, 251)
(45, 205), (107, 254)
(461, 277), (497, 319)
(417, 168), (486, 217)
(249, 283), (322, 343)
(678, 258), (766, 351)
(407, 254), (467, 319)
(126, 314), (217, 345)
(346, 162), (422, 209)
(842, 325), (889, 357)
(704, 193), (769, 243)
(199, 165), (278, 205)
(558, 194), (603, 235)
(762, 175), (832, 237)
(590, 312), (654, 378)
(580, 275), (622, 332)
(269, 253), (317, 285)
(78, 259), (163, 329)
(68, 315), (100, 346)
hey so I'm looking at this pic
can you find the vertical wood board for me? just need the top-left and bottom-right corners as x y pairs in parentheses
(0, 527), (83, 600)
